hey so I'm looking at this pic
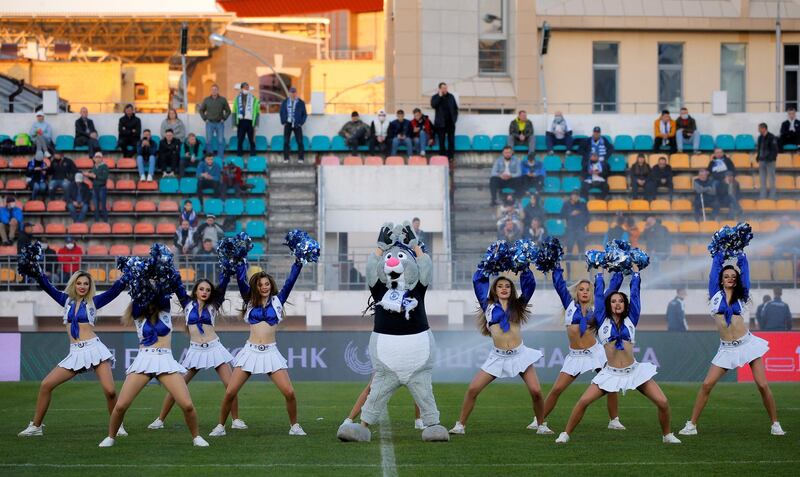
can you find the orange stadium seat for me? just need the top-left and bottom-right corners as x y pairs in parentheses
(103, 158), (116, 169)
(112, 222), (133, 234)
(6, 179), (26, 190)
(409, 156), (428, 166)
(671, 244), (689, 255)
(68, 223), (89, 234)
(678, 222), (700, 233)
(116, 158), (137, 169)
(75, 157), (93, 168)
(647, 154), (667, 166)
(132, 244), (150, 256)
(112, 200), (133, 212)
(90, 222), (111, 234)
(630, 200), (649, 211)
(689, 154), (708, 169)
(587, 221), (609, 233)
(343, 156), (363, 166)
(385, 156), (405, 165)
(587, 200), (607, 212)
(673, 176), (692, 190)
(650, 199), (670, 211)
(756, 199), (776, 210)
(109, 244), (131, 256)
(87, 268), (107, 283)
(158, 200), (179, 212)
(0, 245), (18, 255)
(776, 199), (796, 211)
(608, 200), (628, 212)
(689, 244), (708, 256)
(135, 200), (157, 212)
(137, 180), (158, 191)
(320, 156), (339, 166)
(0, 179), (4, 189)
(134, 222), (155, 234)
(797, 176), (800, 189)
(115, 179), (135, 191)
(736, 175), (755, 191)
(0, 268), (17, 282)
(180, 268), (196, 282)
(607, 176), (627, 191)
(0, 158), (7, 168)
(87, 245), (108, 256)
(45, 223), (66, 234)
(671, 199), (691, 211)
(364, 156), (383, 166)
(23, 200), (45, 212)
(759, 220), (779, 232)
(106, 179), (115, 190)
(740, 199), (757, 211)
(773, 261), (795, 281)
(32, 223), (44, 234)
(699, 220), (720, 234)
(156, 222), (176, 235)
(669, 153), (689, 169)
(752, 245), (776, 257)
(794, 155), (800, 168)
(719, 220), (738, 228)
(10, 157), (28, 168)
(776, 153), (793, 169)
(731, 153), (752, 169)
(776, 175), (795, 190)
(108, 269), (122, 281)
(749, 261), (772, 281)
(661, 220), (678, 232)
(46, 200), (66, 212)
(626, 153), (640, 166)
(430, 156), (450, 166)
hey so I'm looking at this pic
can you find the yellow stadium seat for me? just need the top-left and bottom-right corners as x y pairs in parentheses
(587, 221), (609, 233)
(608, 199), (629, 212)
(736, 175), (754, 191)
(679, 222), (700, 233)
(662, 220), (678, 232)
(108, 269), (122, 282)
(649, 153), (668, 166)
(731, 153), (752, 169)
(740, 199), (757, 211)
(650, 199), (670, 211)
(776, 153), (793, 169)
(690, 244), (708, 256)
(0, 268), (16, 282)
(749, 261), (772, 281)
(179, 268), (196, 282)
(669, 153), (689, 169)
(629, 200), (649, 211)
(690, 154), (709, 169)
(776, 175), (794, 190)
(87, 268), (106, 283)
(608, 176), (627, 191)
(671, 199), (692, 211)
(749, 222), (762, 233)
(773, 261), (795, 282)
(776, 199), (796, 211)
(756, 199), (776, 210)
(759, 220), (779, 232)
(797, 176), (800, 189)
(673, 176), (692, 190)
(793, 154), (800, 168)
(587, 200), (607, 212)
(670, 244), (689, 256)
(699, 221), (720, 234)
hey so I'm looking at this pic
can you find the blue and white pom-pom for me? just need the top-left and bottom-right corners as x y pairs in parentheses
(477, 240), (513, 277)
(284, 229), (320, 264)
(629, 247), (650, 273)
(17, 241), (44, 279)
(116, 255), (155, 307)
(510, 239), (538, 273)
(708, 222), (753, 259)
(603, 240), (633, 273)
(217, 232), (253, 276)
(533, 236), (564, 273)
(149, 243), (181, 296)
(584, 250), (606, 270)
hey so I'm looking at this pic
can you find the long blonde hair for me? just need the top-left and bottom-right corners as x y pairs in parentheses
(64, 271), (96, 304)
(564, 279), (593, 321)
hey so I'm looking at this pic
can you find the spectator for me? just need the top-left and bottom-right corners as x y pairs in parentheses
(507, 110), (534, 156)
(430, 81), (458, 160)
(561, 190), (588, 255)
(57, 236), (83, 282)
(84, 152), (109, 222)
(29, 112), (54, 156)
(180, 133), (202, 177)
(692, 168), (718, 221)
(181, 199), (199, 230)
(410, 108), (433, 156)
(579, 153), (610, 200)
(546, 111), (574, 154)
(760, 288), (793, 331)
(497, 218), (522, 242)
(581, 126), (614, 163)
(524, 217), (547, 242)
(522, 193), (545, 226)
(719, 173), (742, 219)
(495, 194), (523, 229)
(756, 122), (778, 199)
(675, 107), (700, 153)
(653, 109), (677, 153)
(193, 214), (225, 251)
(74, 107), (100, 157)
(0, 196), (24, 245)
(665, 289), (688, 331)
(489, 146), (522, 206)
(46, 152), (77, 200)
(66, 173), (90, 223)
(708, 148), (736, 183)
(755, 294), (772, 331)
(389, 109), (413, 156)
(411, 217), (432, 254)
(625, 216), (641, 247)
(279, 86), (308, 163)
(160, 108), (186, 142)
(17, 221), (35, 252)
(198, 84), (231, 159)
(195, 238), (217, 277)
(650, 156), (674, 200)
(136, 129), (158, 182)
(369, 109), (390, 157)
(158, 129), (181, 177)
(605, 215), (629, 243)
(221, 159), (253, 198)
(117, 104), (141, 157)
(641, 216), (671, 259)
(629, 153), (651, 200)
(174, 219), (195, 256)
(26, 151), (48, 200)
(520, 154), (545, 193)
(778, 107), (800, 149)
(339, 111), (371, 154)
(233, 82), (260, 156)
(196, 153), (223, 200)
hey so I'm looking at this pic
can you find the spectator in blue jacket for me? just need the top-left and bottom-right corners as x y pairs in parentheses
(280, 87), (308, 163)
(489, 146), (522, 206)
(580, 126), (614, 163)
(196, 153), (223, 200)
(389, 109), (413, 156)
(136, 129), (158, 182)
(520, 154), (545, 193)
(0, 196), (24, 245)
(27, 152), (49, 200)
(760, 288), (793, 331)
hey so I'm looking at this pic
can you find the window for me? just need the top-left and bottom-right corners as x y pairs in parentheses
(784, 44), (799, 111)
(593, 42), (618, 112)
(658, 43), (683, 111)
(721, 43), (746, 113)
(478, 0), (507, 74)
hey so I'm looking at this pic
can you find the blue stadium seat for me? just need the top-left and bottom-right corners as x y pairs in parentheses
(255, 135), (268, 152)
(248, 242), (265, 259)
(227, 136), (237, 151)
(543, 177), (560, 193)
(699, 134), (715, 151)
(310, 135), (331, 152)
(271, 134), (310, 152)
(633, 135), (654, 151)
(734, 134), (756, 151)
(159, 177), (179, 194)
(783, 143), (798, 151)
(224, 198), (244, 216)
(187, 197), (202, 213)
(490, 135), (507, 151)
(472, 135), (491, 151)
(330, 135), (348, 152)
(0, 134), (9, 142)
(614, 135), (634, 151)
(225, 156), (245, 168)
(543, 197), (563, 214)
(246, 156), (267, 173)
(203, 198), (223, 216)
(151, 135), (160, 145)
(535, 135), (546, 152)
(545, 219), (566, 236)
(245, 220), (266, 238)
(715, 134), (735, 151)
(224, 221), (243, 238)
(608, 154), (627, 172)
(561, 176), (581, 192)
(455, 135), (471, 151)
(99, 135), (117, 152)
(179, 177), (198, 194)
(542, 155), (562, 172)
(572, 135), (588, 152)
(564, 155), (582, 172)
(55, 135), (74, 152)
(245, 198), (266, 215)
(246, 177), (266, 194)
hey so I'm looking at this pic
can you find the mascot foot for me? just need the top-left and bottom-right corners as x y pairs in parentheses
(337, 423), (371, 442)
(421, 424), (450, 442)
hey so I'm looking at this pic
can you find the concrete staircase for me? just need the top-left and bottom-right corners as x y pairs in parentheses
(265, 157), (318, 258)
(451, 155), (497, 260)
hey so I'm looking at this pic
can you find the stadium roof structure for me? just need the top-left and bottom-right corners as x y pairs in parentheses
(218, 0), (383, 16)
(536, 0), (800, 18)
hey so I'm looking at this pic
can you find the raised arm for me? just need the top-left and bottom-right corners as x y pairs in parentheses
(215, 270), (231, 306)
(175, 280), (191, 308)
(36, 274), (68, 307)
(593, 272), (607, 327)
(604, 271), (624, 298)
(93, 278), (126, 309)
(416, 247), (433, 287)
(708, 252), (724, 296)
(551, 267), (572, 309)
(519, 268), (536, 304)
(736, 252), (750, 300)
(629, 272), (642, 326)
(472, 269), (490, 311)
(236, 263), (250, 299)
(277, 261), (303, 304)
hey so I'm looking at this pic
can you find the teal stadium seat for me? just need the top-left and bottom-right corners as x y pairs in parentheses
(271, 135), (310, 152)
(572, 135), (588, 152)
(543, 177), (560, 193)
(564, 155), (582, 172)
(99, 135), (117, 152)
(561, 176), (581, 192)
(255, 135), (268, 152)
(224, 221), (243, 238)
(246, 156), (267, 173)
(55, 135), (74, 152)
(187, 197), (202, 213)
(224, 198), (244, 216)
(634, 135), (654, 151)
(310, 135), (331, 152)
(330, 135), (348, 152)
(203, 198), (224, 216)
(715, 134), (735, 150)
(248, 242), (265, 259)
(490, 135), (507, 151)
(225, 156), (245, 168)
(159, 177), (179, 194)
(472, 135), (491, 151)
(542, 155), (562, 172)
(699, 134), (715, 151)
(543, 197), (563, 214)
(734, 134), (756, 151)
(246, 177), (266, 194)
(179, 177), (198, 194)
(545, 219), (566, 236)
(614, 135), (634, 151)
(455, 135), (471, 151)
(535, 135), (546, 151)
(608, 154), (627, 172)
(245, 198), (266, 215)
(246, 220), (266, 238)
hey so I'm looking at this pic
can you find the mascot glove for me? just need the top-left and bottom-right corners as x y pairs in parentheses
(401, 222), (419, 249)
(377, 223), (394, 250)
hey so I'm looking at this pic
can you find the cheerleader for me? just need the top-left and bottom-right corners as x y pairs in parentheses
(448, 266), (544, 435)
(210, 261), (306, 437)
(147, 273), (248, 431)
(679, 252), (785, 436)
(555, 265), (681, 444)
(99, 298), (208, 447)
(343, 377), (423, 429)
(531, 267), (625, 434)
(18, 271), (127, 437)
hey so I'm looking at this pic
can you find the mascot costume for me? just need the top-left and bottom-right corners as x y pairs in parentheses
(338, 221), (449, 442)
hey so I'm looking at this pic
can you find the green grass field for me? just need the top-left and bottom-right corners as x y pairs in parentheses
(0, 381), (797, 476)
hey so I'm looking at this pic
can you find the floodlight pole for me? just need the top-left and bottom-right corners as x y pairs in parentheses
(210, 33), (290, 100)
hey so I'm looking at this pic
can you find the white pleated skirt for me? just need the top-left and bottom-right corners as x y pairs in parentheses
(58, 337), (114, 373)
(591, 361), (658, 394)
(232, 342), (288, 375)
(711, 333), (770, 370)
(480, 343), (543, 378)
(560, 342), (608, 377)
(180, 338), (234, 370)
(126, 347), (187, 376)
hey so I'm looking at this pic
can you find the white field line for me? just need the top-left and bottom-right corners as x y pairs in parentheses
(379, 412), (398, 477)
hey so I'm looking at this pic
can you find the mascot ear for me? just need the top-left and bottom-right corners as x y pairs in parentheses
(377, 223), (394, 251)
(400, 221), (419, 248)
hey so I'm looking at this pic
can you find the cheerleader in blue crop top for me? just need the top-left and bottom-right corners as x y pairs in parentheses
(679, 252), (785, 437)
(18, 271), (126, 438)
(448, 266), (544, 435)
(100, 298), (209, 448)
(147, 272), (248, 432)
(533, 267), (625, 435)
(211, 261), (307, 437)
(555, 266), (681, 444)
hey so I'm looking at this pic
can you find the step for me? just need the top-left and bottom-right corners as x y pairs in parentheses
(269, 188), (317, 202)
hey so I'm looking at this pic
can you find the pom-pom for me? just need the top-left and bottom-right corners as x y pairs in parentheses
(584, 250), (605, 270)
(284, 229), (320, 264)
(116, 255), (155, 307)
(533, 236), (564, 273)
(17, 241), (44, 279)
(217, 232), (253, 276)
(708, 222), (753, 259)
(629, 248), (650, 272)
(603, 240), (632, 274)
(510, 239), (538, 273)
(477, 240), (513, 277)
(149, 243), (181, 295)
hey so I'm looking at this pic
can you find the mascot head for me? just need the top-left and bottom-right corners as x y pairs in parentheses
(378, 241), (420, 291)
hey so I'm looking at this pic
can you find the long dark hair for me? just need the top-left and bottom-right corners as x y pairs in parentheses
(718, 264), (749, 304)
(597, 291), (630, 330)
(475, 276), (530, 336)
(184, 278), (223, 332)
(240, 271), (280, 318)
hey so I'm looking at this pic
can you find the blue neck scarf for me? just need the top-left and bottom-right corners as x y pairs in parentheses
(141, 318), (170, 346)
(570, 304), (591, 337)
(718, 296), (742, 327)
(187, 301), (212, 334)
(609, 319), (631, 351)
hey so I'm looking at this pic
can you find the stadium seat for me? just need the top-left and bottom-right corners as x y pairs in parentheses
(0, 245), (17, 256)
(759, 220), (780, 232)
(47, 200), (67, 212)
(756, 199), (776, 210)
(343, 156), (363, 166)
(23, 200), (45, 212)
(668, 153), (689, 169)
(545, 219), (566, 236)
(661, 220), (678, 233)
(246, 177), (266, 193)
(180, 178), (198, 194)
(607, 200), (628, 212)
(310, 135), (331, 152)
(225, 156), (245, 168)
(224, 198), (244, 216)
(203, 198), (223, 216)
(180, 268), (197, 282)
(749, 261), (772, 281)
(132, 244), (150, 255)
(490, 135), (507, 151)
(0, 268), (17, 282)
(472, 135), (491, 151)
(678, 222), (700, 233)
(87, 268), (107, 283)
(740, 199), (757, 211)
(246, 220), (266, 238)
(715, 134), (735, 150)
(671, 199), (691, 211)
(330, 135), (348, 152)
(775, 153), (792, 169)
(673, 176), (692, 190)
(9, 157), (29, 169)
(793, 155), (800, 168)
(689, 154), (709, 169)
(564, 155), (582, 172)
(137, 180), (158, 191)
(734, 134), (756, 151)
(158, 200), (179, 212)
(699, 220), (720, 234)
(6, 179), (26, 190)
(55, 135), (74, 151)
(773, 261), (795, 282)
(776, 199), (796, 211)
(109, 244), (131, 256)
(248, 242), (265, 259)
(75, 157), (93, 169)
(99, 135), (117, 151)
(430, 156), (449, 166)
(246, 156), (267, 173)
(736, 176), (755, 191)
(134, 222), (155, 234)
(543, 177), (560, 193)
(561, 176), (581, 193)
(134, 200), (157, 212)
(45, 223), (66, 234)
(689, 244), (707, 256)
(607, 176), (627, 191)
(116, 179), (135, 191)
(159, 177), (179, 194)
(776, 175), (794, 190)
(698, 134), (715, 151)
(112, 222), (133, 234)
(633, 135), (653, 151)
(630, 200), (649, 211)
(731, 153), (752, 169)
(90, 223), (111, 234)
(409, 156), (428, 166)
(650, 199), (670, 211)
(607, 154), (627, 172)
(255, 135), (268, 152)
(156, 222), (177, 235)
(587, 200), (607, 212)
(245, 198), (266, 215)
(320, 156), (340, 166)
(112, 200), (133, 212)
(385, 156), (404, 165)
(614, 135), (634, 151)
(647, 153), (668, 166)
(543, 197), (563, 214)
(116, 157), (136, 169)
(542, 155), (562, 171)
(364, 156), (383, 166)
(87, 245), (108, 255)
(587, 220), (609, 233)
(455, 135), (471, 151)
(68, 223), (89, 234)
